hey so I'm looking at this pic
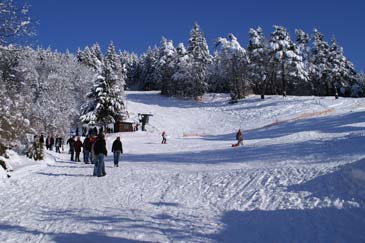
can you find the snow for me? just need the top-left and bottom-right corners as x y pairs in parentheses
(1, 91), (365, 242)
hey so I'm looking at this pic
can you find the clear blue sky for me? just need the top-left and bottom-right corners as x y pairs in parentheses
(29, 0), (365, 71)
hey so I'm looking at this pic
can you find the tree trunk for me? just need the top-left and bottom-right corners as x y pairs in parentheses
(282, 64), (287, 97)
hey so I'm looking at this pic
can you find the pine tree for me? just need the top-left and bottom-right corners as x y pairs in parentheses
(80, 43), (126, 127)
(248, 27), (269, 99)
(158, 37), (176, 96)
(172, 43), (193, 97)
(207, 51), (230, 93)
(268, 26), (308, 96)
(187, 22), (211, 100)
(140, 46), (160, 90)
(216, 34), (250, 100)
(310, 29), (331, 96)
(328, 37), (357, 96)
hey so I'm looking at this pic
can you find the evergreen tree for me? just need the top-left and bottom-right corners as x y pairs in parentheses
(328, 37), (357, 96)
(187, 22), (211, 100)
(207, 51), (230, 93)
(140, 46), (160, 90)
(216, 34), (250, 100)
(158, 37), (176, 96)
(80, 42), (127, 127)
(268, 26), (308, 96)
(310, 29), (331, 96)
(248, 27), (269, 99)
(172, 43), (193, 97)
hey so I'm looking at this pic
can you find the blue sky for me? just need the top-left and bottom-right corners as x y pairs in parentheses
(29, 0), (364, 71)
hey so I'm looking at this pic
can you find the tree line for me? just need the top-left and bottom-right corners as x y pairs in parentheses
(124, 23), (362, 100)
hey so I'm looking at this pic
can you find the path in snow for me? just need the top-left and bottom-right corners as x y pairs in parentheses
(1, 92), (365, 243)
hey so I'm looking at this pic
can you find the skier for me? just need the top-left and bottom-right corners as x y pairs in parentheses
(235, 129), (243, 146)
(83, 135), (91, 164)
(111, 136), (123, 167)
(161, 131), (167, 144)
(93, 133), (107, 177)
(66, 136), (75, 161)
(74, 136), (83, 162)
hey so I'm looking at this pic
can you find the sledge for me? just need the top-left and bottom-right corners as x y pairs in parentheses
(231, 143), (239, 147)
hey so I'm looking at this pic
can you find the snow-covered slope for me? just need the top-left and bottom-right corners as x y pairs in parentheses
(1, 91), (365, 243)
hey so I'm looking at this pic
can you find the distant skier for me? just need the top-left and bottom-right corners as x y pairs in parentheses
(66, 136), (75, 161)
(112, 136), (123, 167)
(93, 133), (107, 177)
(233, 129), (243, 147)
(74, 137), (83, 162)
(161, 131), (167, 144)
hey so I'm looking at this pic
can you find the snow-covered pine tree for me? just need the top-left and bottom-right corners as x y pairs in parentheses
(106, 41), (127, 92)
(248, 27), (269, 99)
(328, 37), (357, 96)
(120, 51), (140, 90)
(268, 25), (308, 96)
(187, 22), (211, 100)
(216, 34), (250, 100)
(294, 29), (314, 95)
(158, 37), (176, 96)
(206, 51), (230, 93)
(172, 43), (193, 97)
(80, 42), (126, 128)
(310, 29), (331, 96)
(140, 46), (160, 90)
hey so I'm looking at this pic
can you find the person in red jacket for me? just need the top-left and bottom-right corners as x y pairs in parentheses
(74, 136), (83, 162)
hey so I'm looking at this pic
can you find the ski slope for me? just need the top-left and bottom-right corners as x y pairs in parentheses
(1, 91), (365, 243)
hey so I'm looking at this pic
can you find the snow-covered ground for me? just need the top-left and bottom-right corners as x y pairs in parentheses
(1, 91), (365, 243)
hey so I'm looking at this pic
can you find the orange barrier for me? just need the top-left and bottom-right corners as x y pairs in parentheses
(249, 108), (335, 132)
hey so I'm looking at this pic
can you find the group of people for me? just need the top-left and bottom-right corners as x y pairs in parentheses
(66, 134), (123, 177)
(39, 134), (64, 153)
(39, 127), (242, 177)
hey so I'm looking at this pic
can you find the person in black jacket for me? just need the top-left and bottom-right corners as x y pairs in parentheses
(93, 133), (107, 177)
(55, 135), (62, 153)
(66, 136), (75, 161)
(39, 134), (44, 144)
(112, 137), (123, 167)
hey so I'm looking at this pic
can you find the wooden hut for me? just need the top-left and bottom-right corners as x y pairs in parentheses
(114, 120), (135, 132)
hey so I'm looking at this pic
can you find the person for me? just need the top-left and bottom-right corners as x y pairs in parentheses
(161, 131), (167, 144)
(74, 137), (83, 162)
(93, 133), (107, 177)
(46, 135), (54, 150)
(66, 136), (75, 161)
(236, 129), (243, 146)
(112, 136), (123, 167)
(83, 135), (91, 164)
(89, 135), (97, 164)
(55, 135), (62, 153)
(39, 134), (44, 144)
